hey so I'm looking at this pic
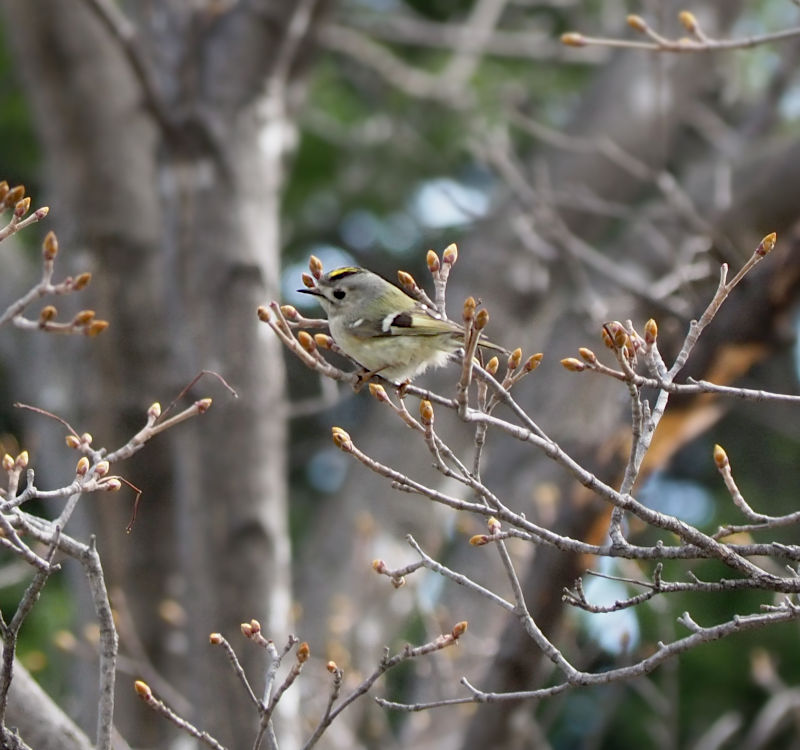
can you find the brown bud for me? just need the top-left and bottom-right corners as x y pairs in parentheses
(487, 516), (501, 534)
(250, 619), (261, 634)
(241, 622), (253, 637)
(442, 243), (458, 265)
(485, 356), (499, 375)
(331, 426), (352, 451)
(5, 185), (25, 208)
(756, 232), (777, 257)
(397, 270), (417, 292)
(0, 182), (8, 203)
(76, 457), (90, 476)
(73, 272), (92, 291)
(314, 333), (333, 349)
(451, 621), (468, 639)
(426, 250), (440, 273)
(326, 660), (338, 673)
(39, 305), (57, 323)
(463, 297), (476, 323)
(524, 353), (543, 372)
(626, 14), (647, 32)
(15, 451), (28, 469)
(14, 197), (31, 218)
(644, 318), (658, 345)
(196, 398), (212, 414)
(601, 327), (614, 349)
(73, 310), (96, 325)
(86, 320), (110, 337)
(35, 207), (49, 220)
(475, 308), (489, 331)
(368, 383), (388, 402)
(469, 534), (489, 546)
(134, 680), (152, 699)
(309, 255), (324, 279)
(1, 454), (13, 472)
(42, 231), (59, 261)
(391, 576), (406, 589)
(560, 32), (586, 47)
(578, 348), (596, 364)
(678, 10), (698, 32)
(280, 304), (299, 320)
(508, 347), (522, 370)
(101, 478), (122, 492)
(94, 460), (110, 477)
(713, 444), (729, 469)
(372, 558), (386, 573)
(301, 272), (315, 289)
(297, 330), (316, 353)
(65, 435), (81, 450)
(419, 399), (434, 426)
(257, 306), (271, 322)
(209, 632), (222, 645)
(148, 402), (162, 420)
(297, 641), (310, 663)
(560, 357), (586, 372)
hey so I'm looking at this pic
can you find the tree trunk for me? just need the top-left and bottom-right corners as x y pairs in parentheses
(1, 1), (323, 745)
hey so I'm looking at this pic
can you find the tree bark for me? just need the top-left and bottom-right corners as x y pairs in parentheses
(1, 1), (324, 745)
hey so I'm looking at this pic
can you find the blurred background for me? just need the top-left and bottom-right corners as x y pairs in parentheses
(1, 1), (800, 748)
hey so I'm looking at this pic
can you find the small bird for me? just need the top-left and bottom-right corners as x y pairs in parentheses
(298, 266), (505, 382)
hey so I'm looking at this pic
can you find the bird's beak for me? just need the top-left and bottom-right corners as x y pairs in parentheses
(297, 287), (322, 296)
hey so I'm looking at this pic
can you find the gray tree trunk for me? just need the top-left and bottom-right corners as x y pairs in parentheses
(1, 1), (323, 745)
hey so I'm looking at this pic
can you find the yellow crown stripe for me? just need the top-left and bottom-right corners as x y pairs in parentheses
(327, 267), (362, 280)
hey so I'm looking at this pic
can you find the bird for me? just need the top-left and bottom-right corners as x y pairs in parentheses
(298, 266), (505, 382)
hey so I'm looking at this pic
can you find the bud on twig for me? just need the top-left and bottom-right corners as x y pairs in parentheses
(39, 306), (57, 324)
(626, 14), (647, 32)
(397, 270), (417, 293)
(86, 321), (110, 337)
(474, 308), (489, 331)
(756, 232), (777, 257)
(65, 435), (81, 450)
(713, 444), (729, 469)
(14, 451), (28, 469)
(314, 333), (333, 349)
(678, 10), (698, 32)
(426, 250), (440, 273)
(42, 231), (59, 261)
(301, 272), (315, 289)
(578, 348), (596, 364)
(297, 331), (316, 353)
(451, 621), (468, 639)
(524, 353), (543, 372)
(469, 534), (489, 546)
(419, 399), (434, 426)
(309, 255), (323, 279)
(368, 383), (388, 402)
(280, 304), (299, 321)
(134, 681), (152, 699)
(76, 457), (90, 476)
(560, 32), (586, 47)
(4, 185), (25, 208)
(209, 632), (223, 645)
(372, 558), (386, 573)
(485, 356), (499, 375)
(560, 357), (585, 372)
(331, 426), (352, 451)
(1, 454), (13, 472)
(257, 306), (271, 323)
(73, 310), (96, 326)
(14, 197), (30, 218)
(442, 243), (458, 266)
(644, 318), (658, 345)
(297, 642), (310, 663)
(508, 348), (522, 370)
(73, 272), (92, 291)
(463, 297), (476, 323)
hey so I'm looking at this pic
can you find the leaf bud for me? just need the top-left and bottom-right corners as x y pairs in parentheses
(42, 231), (59, 261)
(73, 272), (92, 291)
(463, 296), (476, 323)
(678, 10), (698, 32)
(257, 306), (271, 322)
(134, 680), (152, 699)
(508, 347), (522, 370)
(713, 444), (729, 469)
(309, 255), (324, 279)
(39, 305), (57, 323)
(578, 348), (596, 364)
(426, 250), (440, 273)
(331, 426), (352, 451)
(76, 457), (90, 476)
(419, 399), (434, 426)
(524, 353), (543, 372)
(442, 243), (458, 265)
(475, 308), (489, 331)
(314, 333), (333, 349)
(560, 357), (585, 372)
(280, 304), (299, 320)
(397, 270), (417, 292)
(626, 14), (647, 32)
(297, 641), (310, 663)
(644, 318), (658, 345)
(756, 232), (777, 257)
(485, 356), (499, 375)
(560, 32), (586, 47)
(451, 621), (468, 639)
(301, 272), (315, 289)
(297, 330), (316, 353)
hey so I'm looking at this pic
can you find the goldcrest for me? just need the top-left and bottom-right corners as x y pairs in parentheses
(298, 266), (504, 382)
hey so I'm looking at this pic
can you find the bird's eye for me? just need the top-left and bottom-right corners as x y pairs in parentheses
(333, 289), (346, 300)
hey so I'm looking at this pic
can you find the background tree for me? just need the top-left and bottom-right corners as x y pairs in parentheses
(0, 1), (800, 748)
